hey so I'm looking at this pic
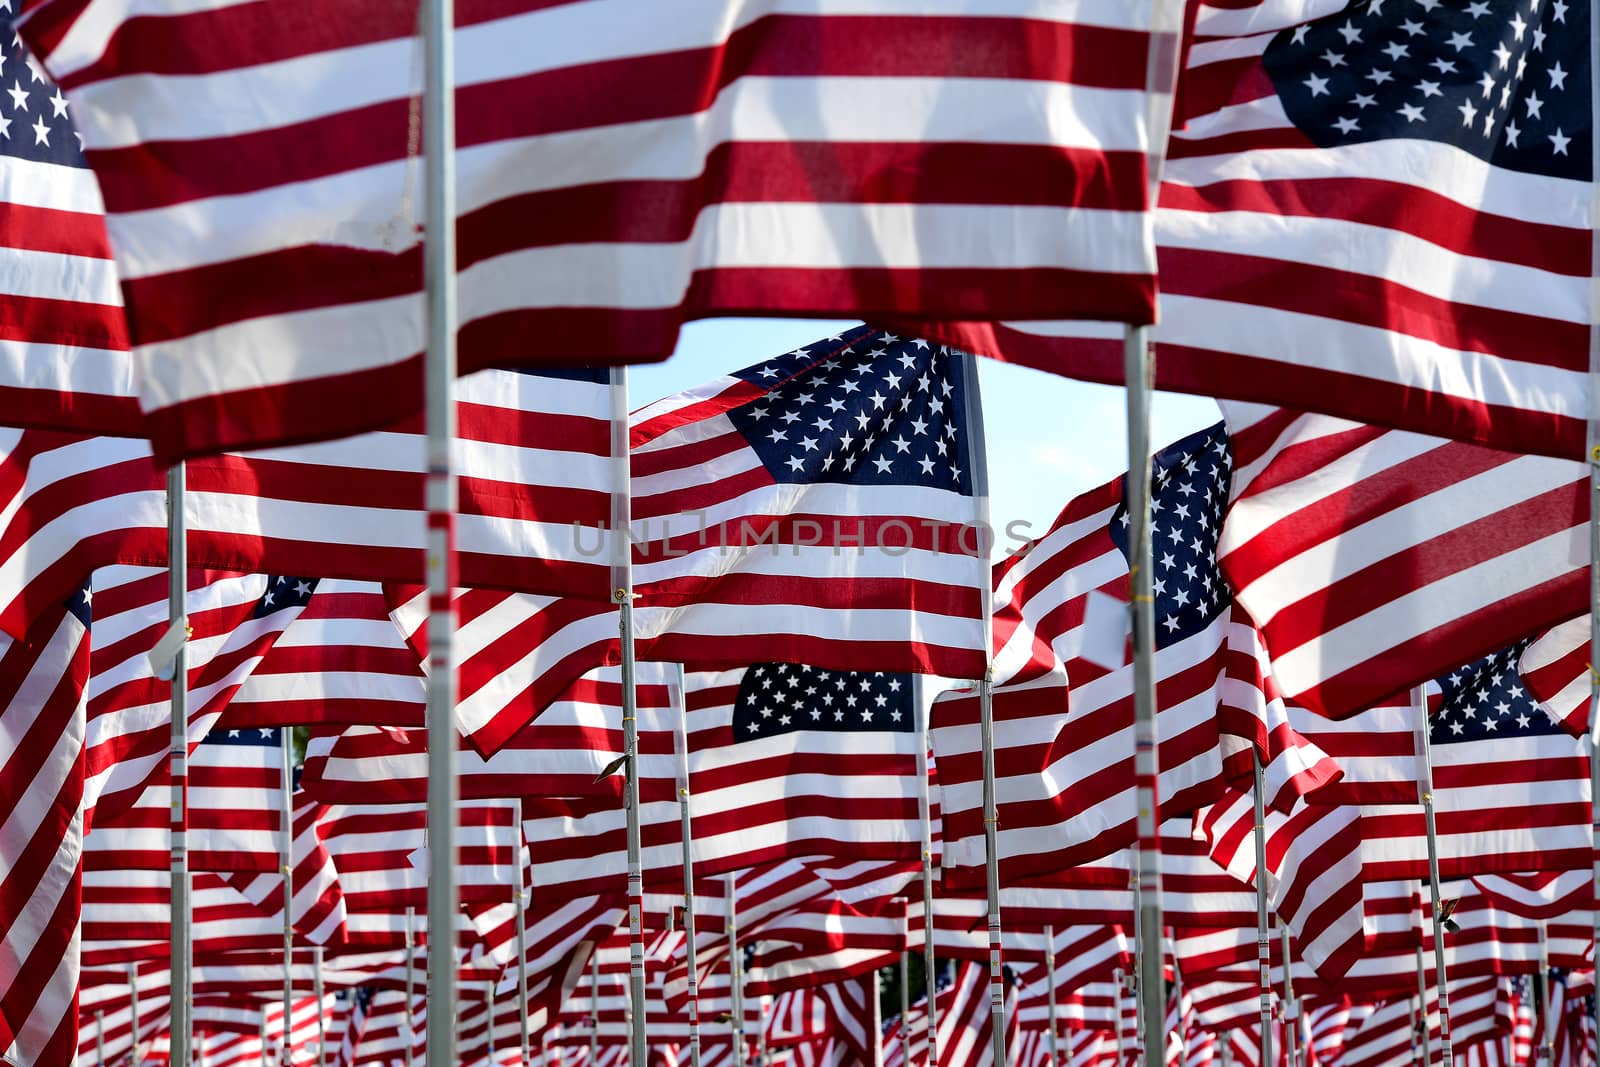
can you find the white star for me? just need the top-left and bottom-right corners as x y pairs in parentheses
(917, 456), (935, 475)
(1380, 41), (1408, 61)
(1552, 0), (1568, 21)
(948, 463), (961, 481)
(1290, 24), (1310, 45)
(1336, 20), (1361, 43)
(0, 114), (13, 140)
(1430, 56), (1457, 75)
(1333, 115), (1360, 133)
(1352, 92), (1376, 109)
(890, 435), (910, 453)
(883, 371), (903, 390)
(1510, 12), (1528, 39)
(1163, 615), (1181, 633)
(785, 456), (805, 472)
(1366, 68), (1393, 84)
(757, 365), (778, 378)
(4, 81), (26, 111)
(1449, 721), (1465, 735)
(1504, 120), (1521, 146)
(1516, 713), (1531, 728)
(294, 580), (311, 596)
(1464, 0), (1489, 15)
(48, 88), (67, 119)
(871, 456), (893, 474)
(1399, 105), (1424, 128)
(1525, 91), (1544, 119)
(1532, 26), (1546, 49)
(1321, 49), (1346, 67)
(1492, 42), (1511, 69)
(1548, 62), (1568, 90)
(1479, 70), (1497, 99)
(1446, 30), (1473, 50)
(1400, 18), (1424, 34)
(1458, 98), (1479, 126)
(1549, 127), (1570, 155)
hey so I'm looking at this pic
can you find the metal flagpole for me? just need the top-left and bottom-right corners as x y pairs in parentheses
(1414, 687), (1453, 1067)
(728, 874), (742, 1066)
(313, 947), (325, 1067)
(486, 982), (496, 1067)
(1252, 754), (1273, 1067)
(128, 963), (141, 1067)
(511, 799), (531, 1067)
(404, 908), (416, 1067)
(1279, 921), (1298, 1067)
(608, 366), (649, 1067)
(588, 951), (600, 1067)
(900, 930), (912, 1067)
(166, 463), (191, 1067)
(757, 995), (769, 1067)
(1046, 924), (1060, 1067)
(95, 1011), (105, 1067)
(420, 0), (460, 1062)
(1125, 325), (1164, 1067)
(914, 677), (938, 1064)
(259, 1016), (269, 1067)
(1220, 1031), (1232, 1067)
(1113, 967), (1129, 1067)
(1585, 3), (1600, 1062)
(1537, 924), (1553, 1067)
(281, 732), (295, 1067)
(673, 664), (703, 1067)
(957, 349), (1005, 1067)
(1408, 994), (1421, 1067)
(1414, 944), (1432, 1067)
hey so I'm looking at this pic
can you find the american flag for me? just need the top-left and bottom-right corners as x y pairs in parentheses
(0, 366), (617, 638)
(82, 567), (317, 826)
(629, 325), (988, 680)
(1469, 871), (1592, 921)
(1515, 616), (1590, 738)
(16, 2), (1161, 460)
(0, 592), (88, 1067)
(682, 663), (925, 876)
(903, 0), (1593, 463)
(1218, 403), (1589, 718)
(86, 723), (283, 872)
(935, 423), (1336, 885)
(217, 788), (348, 948)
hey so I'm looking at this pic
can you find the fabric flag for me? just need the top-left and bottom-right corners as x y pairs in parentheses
(902, 0), (1593, 461)
(86, 725), (283, 873)
(1218, 403), (1589, 717)
(0, 366), (617, 638)
(0, 591), (90, 1067)
(82, 566), (316, 825)
(629, 325), (989, 679)
(217, 788), (348, 948)
(18, 2), (1162, 460)
(682, 663), (926, 873)
(1517, 616), (1591, 737)
(1470, 871), (1593, 922)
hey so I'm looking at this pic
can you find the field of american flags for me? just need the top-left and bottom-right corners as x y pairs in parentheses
(0, 1), (1596, 1067)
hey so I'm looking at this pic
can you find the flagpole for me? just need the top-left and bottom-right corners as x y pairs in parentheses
(313, 946), (325, 1067)
(1129, 865), (1144, 1060)
(404, 907), (416, 1067)
(1537, 923), (1552, 1067)
(900, 931), (912, 1067)
(1414, 944), (1431, 1067)
(419, 0), (460, 1063)
(1414, 687), (1453, 1067)
(1124, 323), (1164, 1067)
(511, 798), (531, 1067)
(673, 663), (703, 1067)
(588, 952), (599, 1067)
(281, 731), (295, 1067)
(128, 963), (141, 1067)
(728, 873), (742, 1066)
(1408, 990), (1421, 1067)
(1220, 1031), (1232, 1067)
(166, 462), (190, 1067)
(259, 1015), (269, 1067)
(1585, 3), (1600, 1063)
(1046, 924), (1060, 1067)
(1251, 754), (1273, 1067)
(95, 1011), (105, 1067)
(1114, 967), (1129, 1067)
(914, 677), (938, 1064)
(486, 982), (496, 1067)
(1279, 921), (1298, 1067)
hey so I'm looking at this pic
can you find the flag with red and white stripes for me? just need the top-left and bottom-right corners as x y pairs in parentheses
(629, 325), (988, 679)
(1218, 403), (1589, 718)
(0, 592), (89, 1067)
(1516, 617), (1591, 738)
(901, 0), (1594, 462)
(17, 2), (1161, 460)
(218, 788), (348, 947)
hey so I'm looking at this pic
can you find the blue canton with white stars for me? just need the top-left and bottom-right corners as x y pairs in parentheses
(727, 324), (975, 497)
(1432, 637), (1565, 742)
(730, 663), (915, 740)
(0, 8), (89, 168)
(1110, 423), (1233, 649)
(1266, 0), (1592, 180)
(255, 575), (319, 618)
(66, 581), (91, 627)
(208, 725), (281, 748)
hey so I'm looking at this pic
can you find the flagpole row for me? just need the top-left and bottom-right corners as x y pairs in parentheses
(1251, 753), (1273, 1067)
(512, 798), (531, 1067)
(404, 907), (416, 1067)
(915, 677), (938, 1065)
(166, 462), (190, 1067)
(1124, 324), (1164, 1067)
(1414, 945), (1430, 1067)
(1279, 920), (1298, 1067)
(281, 732), (294, 1067)
(1414, 686), (1454, 1067)
(674, 663), (703, 1067)
(1046, 924), (1060, 1067)
(419, 0), (460, 1063)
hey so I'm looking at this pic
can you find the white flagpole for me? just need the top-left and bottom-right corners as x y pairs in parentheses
(674, 664), (703, 1067)
(512, 798), (531, 1067)
(609, 366), (649, 1067)
(313, 947), (325, 1067)
(1125, 323), (1164, 1067)
(1414, 944), (1431, 1067)
(486, 981), (496, 1067)
(1220, 1031), (1232, 1067)
(900, 930), (912, 1067)
(588, 952), (600, 1067)
(914, 677), (938, 1064)
(1537, 923), (1553, 1067)
(128, 963), (141, 1067)
(1279, 921), (1298, 1067)
(1585, 4), (1599, 1063)
(420, 0), (460, 1064)
(166, 463), (190, 1067)
(1113, 967), (1129, 1067)
(1408, 992), (1422, 1067)
(281, 733), (295, 1067)
(1046, 924), (1060, 1067)
(1414, 688), (1453, 1067)
(404, 907), (416, 1067)
(259, 1015), (269, 1067)
(1252, 754), (1273, 1067)
(728, 874), (742, 1065)
(96, 1011), (105, 1067)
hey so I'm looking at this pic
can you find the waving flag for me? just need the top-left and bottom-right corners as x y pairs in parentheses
(630, 326), (988, 678)
(17, 2), (1162, 460)
(1516, 616), (1591, 737)
(905, 0), (1593, 461)
(0, 592), (89, 1067)
(1218, 403), (1589, 717)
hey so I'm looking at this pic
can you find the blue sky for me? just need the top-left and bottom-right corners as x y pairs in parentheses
(632, 318), (1223, 556)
